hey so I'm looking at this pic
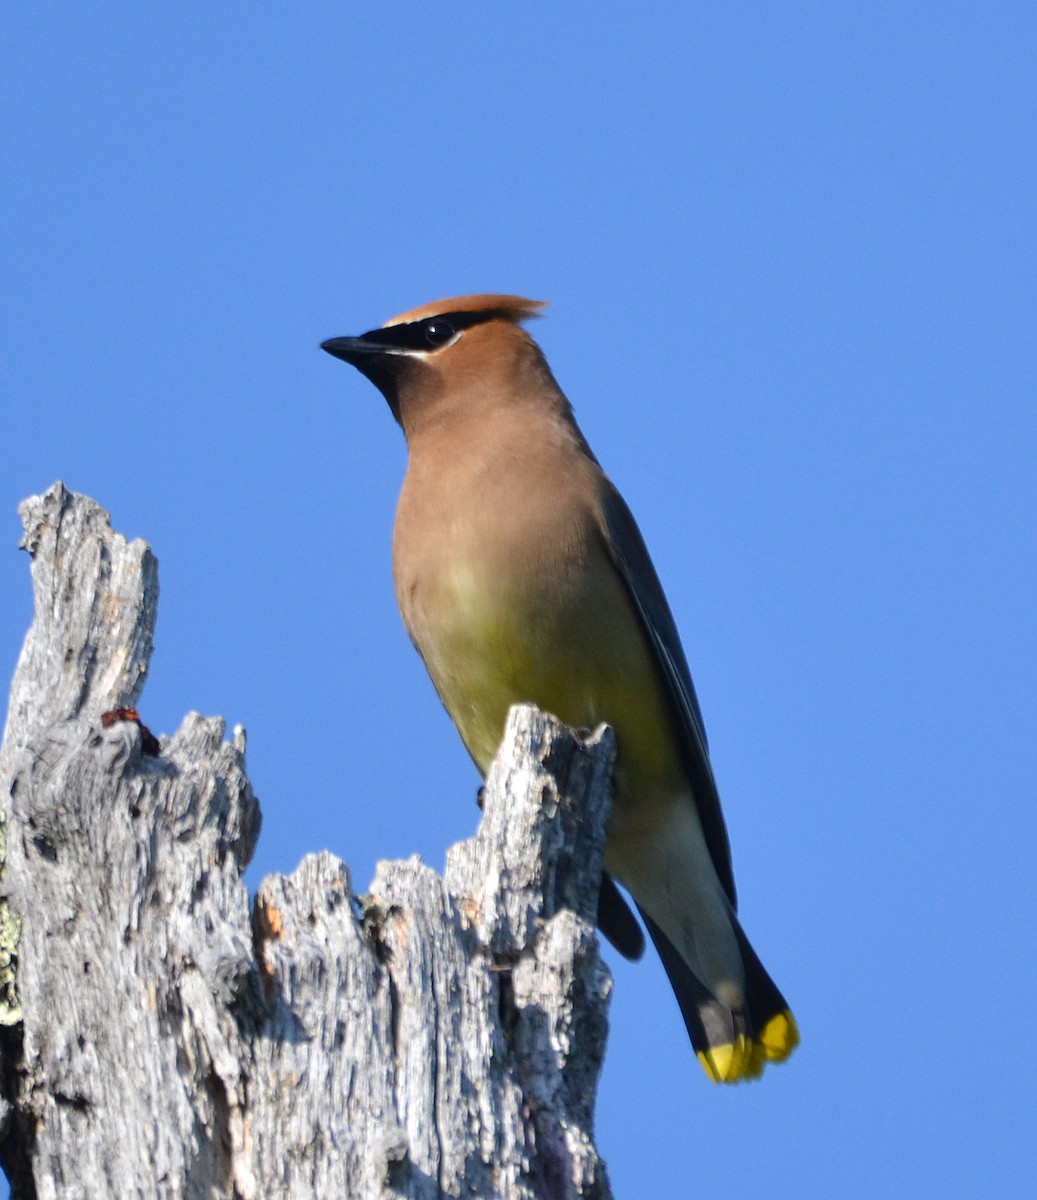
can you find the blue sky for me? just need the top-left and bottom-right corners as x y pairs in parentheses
(3, 6), (1035, 1196)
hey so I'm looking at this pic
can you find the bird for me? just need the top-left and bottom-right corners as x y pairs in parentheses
(321, 294), (798, 1083)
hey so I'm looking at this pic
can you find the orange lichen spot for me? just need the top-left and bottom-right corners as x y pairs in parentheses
(100, 708), (160, 756)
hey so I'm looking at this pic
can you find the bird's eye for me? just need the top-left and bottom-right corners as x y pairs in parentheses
(423, 319), (456, 347)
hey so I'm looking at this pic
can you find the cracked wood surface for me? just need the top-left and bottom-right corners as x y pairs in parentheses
(0, 484), (615, 1200)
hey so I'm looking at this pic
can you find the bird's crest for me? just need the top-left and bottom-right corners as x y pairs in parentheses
(385, 294), (548, 328)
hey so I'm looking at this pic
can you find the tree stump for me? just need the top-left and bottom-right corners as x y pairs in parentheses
(0, 484), (615, 1200)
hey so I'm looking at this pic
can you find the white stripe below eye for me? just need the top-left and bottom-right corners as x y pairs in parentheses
(379, 332), (462, 356)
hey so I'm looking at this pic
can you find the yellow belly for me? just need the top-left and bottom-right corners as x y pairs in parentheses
(412, 549), (686, 838)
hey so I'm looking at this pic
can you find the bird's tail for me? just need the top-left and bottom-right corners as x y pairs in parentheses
(640, 907), (799, 1084)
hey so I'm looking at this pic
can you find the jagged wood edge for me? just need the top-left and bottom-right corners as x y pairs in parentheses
(0, 483), (616, 1200)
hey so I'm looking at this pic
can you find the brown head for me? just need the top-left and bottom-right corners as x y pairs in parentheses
(321, 294), (571, 439)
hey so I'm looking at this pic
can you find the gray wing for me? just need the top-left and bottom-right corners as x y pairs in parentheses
(599, 482), (737, 907)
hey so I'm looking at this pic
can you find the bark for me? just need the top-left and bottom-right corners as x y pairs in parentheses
(0, 484), (615, 1200)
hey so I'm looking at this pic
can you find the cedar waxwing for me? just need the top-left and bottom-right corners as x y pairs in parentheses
(321, 295), (798, 1083)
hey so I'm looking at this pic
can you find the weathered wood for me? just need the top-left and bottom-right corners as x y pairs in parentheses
(0, 484), (615, 1199)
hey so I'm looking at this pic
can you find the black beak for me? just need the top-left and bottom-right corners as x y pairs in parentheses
(320, 333), (411, 423)
(320, 336), (389, 364)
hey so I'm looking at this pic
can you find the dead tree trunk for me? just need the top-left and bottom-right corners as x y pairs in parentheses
(0, 483), (616, 1200)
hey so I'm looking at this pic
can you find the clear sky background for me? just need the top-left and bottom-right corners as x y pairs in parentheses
(3, 7), (1035, 1197)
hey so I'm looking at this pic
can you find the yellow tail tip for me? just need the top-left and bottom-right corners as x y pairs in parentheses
(759, 1009), (800, 1061)
(696, 1010), (800, 1084)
